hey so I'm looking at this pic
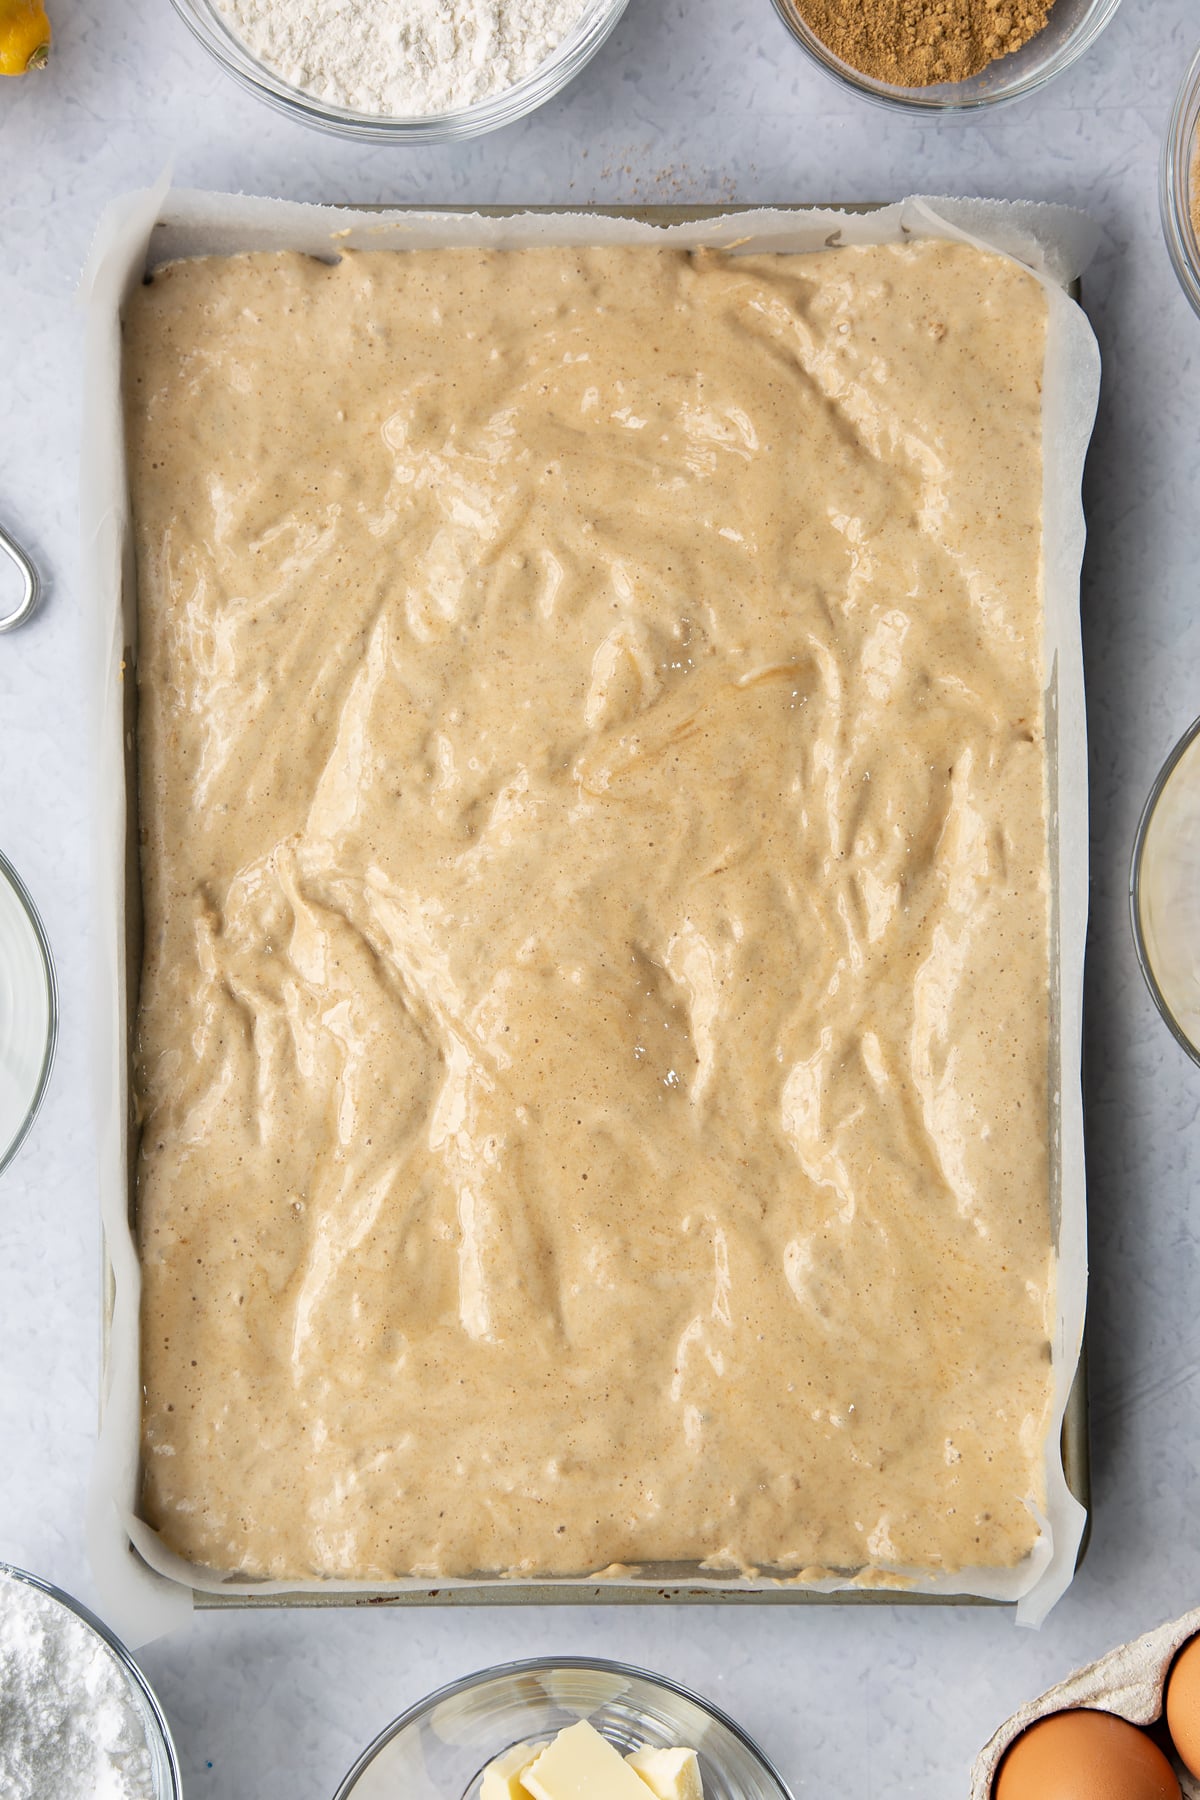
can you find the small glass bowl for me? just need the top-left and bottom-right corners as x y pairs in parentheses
(770, 0), (1122, 113)
(0, 1563), (182, 1800)
(1162, 42), (1200, 320)
(168, 0), (631, 141)
(1130, 712), (1200, 1069)
(332, 1658), (794, 1800)
(0, 848), (56, 1178)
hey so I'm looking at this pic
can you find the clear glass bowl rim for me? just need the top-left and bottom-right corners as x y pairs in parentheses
(0, 1562), (183, 1799)
(1129, 708), (1200, 1071)
(332, 1655), (796, 1800)
(1160, 39), (1200, 320)
(168, 0), (631, 142)
(767, 0), (1123, 114)
(0, 846), (58, 1178)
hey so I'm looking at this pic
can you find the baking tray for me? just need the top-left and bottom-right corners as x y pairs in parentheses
(88, 195), (1095, 1632)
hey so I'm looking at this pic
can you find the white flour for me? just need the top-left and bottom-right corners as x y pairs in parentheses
(0, 1572), (156, 1800)
(213, 0), (594, 115)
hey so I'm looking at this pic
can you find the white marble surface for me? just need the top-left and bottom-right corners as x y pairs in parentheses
(2, 1), (1200, 1795)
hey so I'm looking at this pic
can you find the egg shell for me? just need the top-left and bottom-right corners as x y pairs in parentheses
(972, 1606), (1200, 1800)
(994, 1708), (1179, 1800)
(1166, 1636), (1200, 1780)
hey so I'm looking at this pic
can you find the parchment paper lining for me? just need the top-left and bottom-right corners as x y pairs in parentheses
(81, 182), (1099, 1645)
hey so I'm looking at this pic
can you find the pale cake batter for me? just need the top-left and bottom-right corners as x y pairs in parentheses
(123, 240), (1054, 1583)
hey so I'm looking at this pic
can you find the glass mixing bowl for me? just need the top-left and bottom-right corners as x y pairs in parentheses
(0, 848), (56, 1177)
(1162, 42), (1200, 320)
(0, 1564), (182, 1800)
(332, 1657), (794, 1800)
(769, 0), (1122, 113)
(1130, 711), (1200, 1069)
(169, 0), (631, 141)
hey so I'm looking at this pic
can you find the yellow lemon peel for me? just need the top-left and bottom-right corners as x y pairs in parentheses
(0, 0), (50, 74)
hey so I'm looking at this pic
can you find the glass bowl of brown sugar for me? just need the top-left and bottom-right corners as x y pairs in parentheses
(1162, 41), (1200, 319)
(769, 0), (1123, 112)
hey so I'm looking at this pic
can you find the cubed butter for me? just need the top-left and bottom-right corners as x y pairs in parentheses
(521, 1720), (651, 1800)
(481, 1738), (546, 1800)
(624, 1746), (704, 1800)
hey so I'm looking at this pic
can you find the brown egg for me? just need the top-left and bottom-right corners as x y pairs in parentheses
(994, 1708), (1180, 1800)
(1166, 1632), (1200, 1778)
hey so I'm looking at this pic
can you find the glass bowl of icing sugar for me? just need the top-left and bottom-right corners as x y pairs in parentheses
(0, 1564), (181, 1800)
(168, 0), (631, 140)
(1132, 712), (1200, 1068)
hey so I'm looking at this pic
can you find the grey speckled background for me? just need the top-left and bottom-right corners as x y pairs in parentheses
(2, 1), (1200, 1795)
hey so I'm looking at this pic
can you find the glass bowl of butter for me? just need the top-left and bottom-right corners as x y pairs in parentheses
(331, 1658), (793, 1800)
(1131, 711), (1200, 1068)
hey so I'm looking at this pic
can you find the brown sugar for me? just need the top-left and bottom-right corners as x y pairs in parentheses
(791, 0), (1056, 87)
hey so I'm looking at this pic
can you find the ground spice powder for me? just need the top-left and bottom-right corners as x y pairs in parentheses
(792, 0), (1056, 86)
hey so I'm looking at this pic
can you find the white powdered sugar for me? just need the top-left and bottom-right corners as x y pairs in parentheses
(213, 0), (594, 115)
(0, 1572), (156, 1800)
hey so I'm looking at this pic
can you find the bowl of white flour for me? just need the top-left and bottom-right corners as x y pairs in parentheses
(0, 1565), (181, 1800)
(168, 0), (631, 138)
